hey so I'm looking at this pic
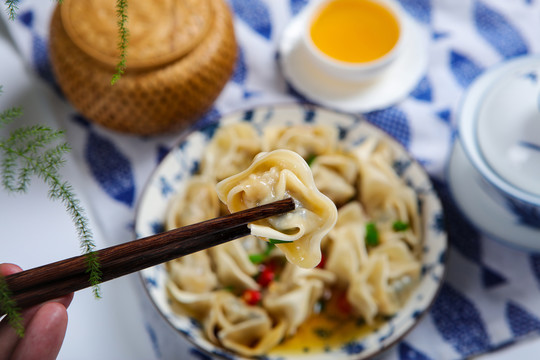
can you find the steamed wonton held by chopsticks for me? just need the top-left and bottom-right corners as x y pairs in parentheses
(216, 149), (338, 268)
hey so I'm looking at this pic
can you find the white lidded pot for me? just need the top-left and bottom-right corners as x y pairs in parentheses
(451, 55), (540, 250)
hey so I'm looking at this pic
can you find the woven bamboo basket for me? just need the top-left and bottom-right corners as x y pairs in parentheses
(49, 0), (237, 135)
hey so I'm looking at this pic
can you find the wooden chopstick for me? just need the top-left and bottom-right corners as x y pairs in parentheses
(1, 198), (295, 314)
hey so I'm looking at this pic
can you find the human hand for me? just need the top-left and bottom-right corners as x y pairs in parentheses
(0, 263), (73, 360)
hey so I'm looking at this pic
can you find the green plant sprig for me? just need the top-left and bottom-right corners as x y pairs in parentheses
(111, 0), (129, 85)
(0, 114), (103, 291)
(5, 0), (64, 21)
(4, 0), (19, 21)
(2, 0), (106, 335)
(0, 275), (24, 336)
(0, 87), (101, 335)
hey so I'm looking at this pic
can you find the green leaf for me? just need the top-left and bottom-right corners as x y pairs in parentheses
(249, 242), (277, 264)
(4, 0), (19, 21)
(365, 222), (379, 246)
(268, 238), (293, 244)
(392, 220), (409, 232)
(249, 253), (265, 264)
(0, 106), (22, 127)
(306, 154), (317, 167)
(111, 0), (129, 85)
(313, 327), (333, 339)
(264, 243), (276, 256)
(0, 274), (24, 337)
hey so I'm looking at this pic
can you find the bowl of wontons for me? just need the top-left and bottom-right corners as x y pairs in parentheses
(135, 104), (447, 359)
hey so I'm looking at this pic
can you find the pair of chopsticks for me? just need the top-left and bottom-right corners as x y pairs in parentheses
(0, 198), (295, 315)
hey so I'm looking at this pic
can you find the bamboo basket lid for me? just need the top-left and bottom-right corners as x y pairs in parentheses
(61, 0), (213, 69)
(49, 0), (237, 135)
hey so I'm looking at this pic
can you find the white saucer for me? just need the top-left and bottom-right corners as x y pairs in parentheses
(447, 140), (540, 252)
(278, 6), (429, 113)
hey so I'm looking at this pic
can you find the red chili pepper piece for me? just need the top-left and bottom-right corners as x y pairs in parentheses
(257, 266), (275, 287)
(242, 289), (262, 305)
(316, 253), (326, 269)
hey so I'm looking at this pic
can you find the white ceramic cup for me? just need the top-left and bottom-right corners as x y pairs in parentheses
(301, 0), (405, 82)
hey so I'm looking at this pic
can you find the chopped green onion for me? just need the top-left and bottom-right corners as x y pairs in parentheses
(249, 253), (265, 264)
(268, 238), (293, 244)
(313, 327), (332, 339)
(365, 222), (379, 246)
(306, 154), (317, 167)
(392, 221), (409, 232)
(264, 243), (276, 256)
(249, 243), (277, 264)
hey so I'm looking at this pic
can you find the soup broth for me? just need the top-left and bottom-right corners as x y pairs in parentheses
(271, 290), (385, 355)
(310, 0), (400, 63)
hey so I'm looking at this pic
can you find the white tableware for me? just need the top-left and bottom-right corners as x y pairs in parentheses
(278, 2), (429, 112)
(448, 141), (540, 251)
(449, 54), (540, 251)
(135, 104), (447, 360)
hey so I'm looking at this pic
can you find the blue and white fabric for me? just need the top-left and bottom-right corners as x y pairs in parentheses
(2, 1), (540, 359)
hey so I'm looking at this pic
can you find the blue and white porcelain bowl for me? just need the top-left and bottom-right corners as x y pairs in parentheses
(451, 55), (540, 250)
(135, 104), (447, 359)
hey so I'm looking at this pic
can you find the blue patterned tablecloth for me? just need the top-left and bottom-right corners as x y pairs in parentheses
(2, 1), (540, 359)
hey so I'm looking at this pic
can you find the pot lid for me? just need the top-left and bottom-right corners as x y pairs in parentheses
(459, 55), (540, 198)
(61, 0), (213, 69)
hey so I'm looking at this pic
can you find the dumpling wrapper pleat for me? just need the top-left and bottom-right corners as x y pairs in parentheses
(216, 149), (337, 268)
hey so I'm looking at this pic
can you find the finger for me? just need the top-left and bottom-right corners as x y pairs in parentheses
(0, 264), (28, 359)
(58, 291), (75, 309)
(10, 302), (69, 360)
(0, 263), (22, 276)
(0, 263), (74, 309)
(0, 263), (26, 358)
(0, 264), (73, 358)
